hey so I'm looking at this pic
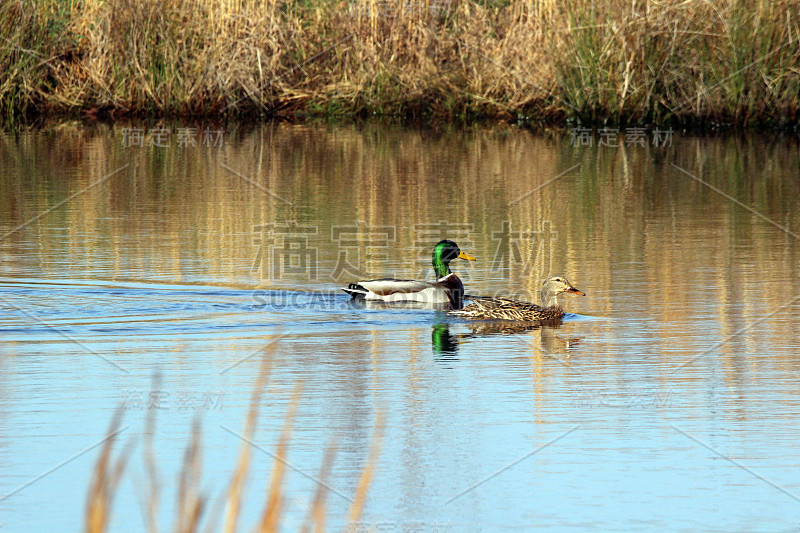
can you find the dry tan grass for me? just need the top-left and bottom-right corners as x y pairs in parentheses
(2, 0), (799, 125)
(84, 351), (381, 532)
(85, 409), (131, 533)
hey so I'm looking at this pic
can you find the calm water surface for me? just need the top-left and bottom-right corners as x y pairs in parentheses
(1, 122), (799, 531)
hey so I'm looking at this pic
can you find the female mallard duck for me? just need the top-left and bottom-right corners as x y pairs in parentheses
(451, 275), (585, 322)
(342, 240), (475, 308)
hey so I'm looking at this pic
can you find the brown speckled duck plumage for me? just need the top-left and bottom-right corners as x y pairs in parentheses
(450, 275), (585, 322)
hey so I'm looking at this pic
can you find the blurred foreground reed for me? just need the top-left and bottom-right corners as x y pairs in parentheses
(85, 357), (382, 532)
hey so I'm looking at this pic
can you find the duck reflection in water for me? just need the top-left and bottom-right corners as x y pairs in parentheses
(431, 322), (460, 360)
(431, 320), (582, 361)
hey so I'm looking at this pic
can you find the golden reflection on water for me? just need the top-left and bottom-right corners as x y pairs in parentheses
(1, 121), (799, 373)
(2, 123), (800, 530)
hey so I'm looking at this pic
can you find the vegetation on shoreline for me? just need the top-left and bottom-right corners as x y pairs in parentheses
(2, 0), (799, 126)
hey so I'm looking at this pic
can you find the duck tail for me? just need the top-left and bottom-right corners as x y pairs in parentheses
(342, 282), (368, 299)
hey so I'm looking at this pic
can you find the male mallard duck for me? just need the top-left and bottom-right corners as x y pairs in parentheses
(451, 275), (585, 322)
(342, 240), (476, 308)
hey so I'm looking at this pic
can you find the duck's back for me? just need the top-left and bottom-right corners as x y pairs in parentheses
(453, 296), (564, 322)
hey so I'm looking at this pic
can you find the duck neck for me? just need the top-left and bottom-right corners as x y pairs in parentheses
(440, 274), (464, 309)
(432, 256), (451, 279)
(541, 286), (559, 309)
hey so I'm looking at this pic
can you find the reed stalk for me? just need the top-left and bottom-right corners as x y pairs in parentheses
(84, 353), (378, 531)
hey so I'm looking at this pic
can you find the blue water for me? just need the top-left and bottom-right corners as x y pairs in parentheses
(1, 123), (799, 532)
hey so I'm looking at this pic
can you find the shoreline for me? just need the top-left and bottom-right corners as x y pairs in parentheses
(9, 113), (800, 137)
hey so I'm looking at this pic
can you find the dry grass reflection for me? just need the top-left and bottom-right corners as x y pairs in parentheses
(2, 122), (799, 387)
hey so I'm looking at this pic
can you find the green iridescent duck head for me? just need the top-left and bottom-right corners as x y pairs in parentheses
(432, 240), (475, 279)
